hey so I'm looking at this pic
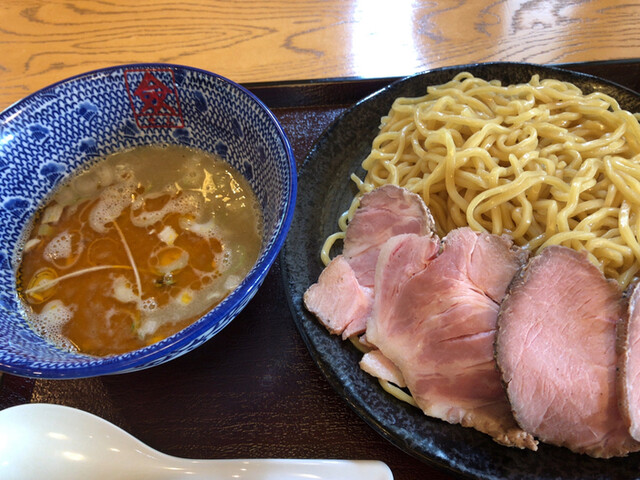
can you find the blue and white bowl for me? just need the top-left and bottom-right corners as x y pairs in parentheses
(0, 64), (296, 378)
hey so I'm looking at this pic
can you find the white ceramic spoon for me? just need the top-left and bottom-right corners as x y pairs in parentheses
(0, 403), (394, 480)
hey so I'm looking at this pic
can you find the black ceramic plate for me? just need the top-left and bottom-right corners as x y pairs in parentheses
(281, 62), (640, 479)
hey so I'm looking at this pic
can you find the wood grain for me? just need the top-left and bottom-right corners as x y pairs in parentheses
(0, 0), (639, 109)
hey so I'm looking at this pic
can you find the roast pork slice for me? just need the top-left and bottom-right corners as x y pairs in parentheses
(343, 184), (435, 287)
(303, 255), (373, 339)
(305, 185), (435, 339)
(496, 246), (639, 458)
(617, 281), (640, 442)
(367, 228), (535, 449)
(360, 349), (407, 388)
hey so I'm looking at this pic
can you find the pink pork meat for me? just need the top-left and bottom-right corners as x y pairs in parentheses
(366, 228), (535, 449)
(303, 255), (373, 339)
(618, 281), (640, 441)
(496, 246), (639, 458)
(359, 349), (407, 388)
(304, 184), (436, 339)
(342, 184), (435, 287)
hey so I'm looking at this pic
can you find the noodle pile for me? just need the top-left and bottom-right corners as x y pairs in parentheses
(323, 72), (640, 287)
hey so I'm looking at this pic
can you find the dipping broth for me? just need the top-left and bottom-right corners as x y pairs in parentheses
(16, 145), (263, 356)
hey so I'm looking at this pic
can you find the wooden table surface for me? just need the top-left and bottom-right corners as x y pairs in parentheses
(2, 1), (640, 480)
(1, 0), (640, 110)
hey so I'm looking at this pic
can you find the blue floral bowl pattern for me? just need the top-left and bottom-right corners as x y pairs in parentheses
(0, 64), (296, 378)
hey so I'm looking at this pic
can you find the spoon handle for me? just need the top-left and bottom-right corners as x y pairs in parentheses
(159, 457), (393, 480)
(0, 404), (394, 480)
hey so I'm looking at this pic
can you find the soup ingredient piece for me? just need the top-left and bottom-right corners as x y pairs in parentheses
(496, 246), (639, 458)
(342, 184), (435, 287)
(618, 282), (640, 441)
(367, 228), (535, 450)
(25, 268), (58, 304)
(180, 216), (218, 239)
(41, 204), (64, 224)
(44, 230), (83, 269)
(180, 289), (193, 305)
(150, 246), (189, 275)
(303, 255), (373, 339)
(158, 225), (177, 245)
(23, 238), (41, 253)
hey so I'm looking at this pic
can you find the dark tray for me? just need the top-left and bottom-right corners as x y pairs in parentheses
(2, 60), (640, 480)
